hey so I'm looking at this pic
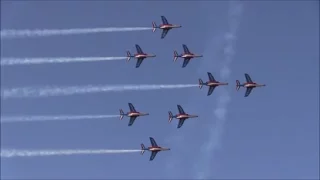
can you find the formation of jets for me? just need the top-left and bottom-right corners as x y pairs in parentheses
(118, 73), (265, 160)
(124, 16), (266, 161)
(123, 72), (264, 161)
(126, 44), (202, 68)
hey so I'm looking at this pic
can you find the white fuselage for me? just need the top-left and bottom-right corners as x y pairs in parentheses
(244, 83), (265, 88)
(176, 114), (198, 119)
(148, 147), (170, 151)
(160, 24), (181, 29)
(207, 82), (228, 86)
(134, 54), (155, 59)
(181, 54), (202, 58)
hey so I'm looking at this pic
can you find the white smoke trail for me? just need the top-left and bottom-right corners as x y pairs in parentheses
(0, 57), (126, 66)
(1, 149), (141, 158)
(1, 84), (198, 99)
(196, 1), (243, 179)
(1, 27), (152, 39)
(1, 115), (119, 123)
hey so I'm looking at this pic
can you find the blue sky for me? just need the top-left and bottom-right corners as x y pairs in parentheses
(1, 1), (319, 179)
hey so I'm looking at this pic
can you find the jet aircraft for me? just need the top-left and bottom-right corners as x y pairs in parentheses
(152, 16), (182, 39)
(119, 103), (149, 126)
(236, 73), (266, 97)
(126, 44), (156, 68)
(174, 44), (203, 68)
(199, 72), (229, 96)
(168, 105), (198, 128)
(141, 137), (170, 161)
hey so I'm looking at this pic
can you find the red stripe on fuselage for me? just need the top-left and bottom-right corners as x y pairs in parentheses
(159, 24), (173, 28)
(244, 82), (257, 87)
(176, 114), (189, 119)
(128, 112), (140, 116)
(134, 54), (148, 58)
(181, 54), (195, 58)
(207, 81), (219, 86)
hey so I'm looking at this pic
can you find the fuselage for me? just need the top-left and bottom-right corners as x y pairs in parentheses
(242, 83), (265, 88)
(146, 146), (170, 152)
(159, 24), (181, 29)
(206, 81), (229, 86)
(127, 112), (149, 117)
(181, 53), (203, 58)
(175, 114), (198, 119)
(134, 54), (156, 58)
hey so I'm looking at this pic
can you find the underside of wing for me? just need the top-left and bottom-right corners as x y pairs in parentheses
(128, 116), (137, 126)
(161, 29), (169, 39)
(207, 72), (216, 81)
(207, 86), (216, 96)
(150, 151), (158, 161)
(177, 119), (186, 128)
(135, 44), (144, 54)
(149, 137), (158, 147)
(136, 58), (144, 68)
(182, 58), (190, 68)
(245, 73), (253, 83)
(182, 44), (191, 54)
(245, 87), (253, 97)
(161, 16), (169, 24)
(177, 105), (185, 114)
(128, 103), (136, 112)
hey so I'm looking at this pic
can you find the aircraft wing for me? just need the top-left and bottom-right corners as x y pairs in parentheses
(244, 87), (253, 97)
(149, 137), (158, 147)
(161, 16), (169, 24)
(207, 72), (216, 81)
(177, 118), (186, 128)
(128, 116), (137, 126)
(177, 105), (185, 114)
(182, 44), (191, 54)
(128, 103), (137, 112)
(207, 86), (216, 96)
(161, 29), (169, 39)
(135, 44), (144, 54)
(182, 58), (191, 68)
(245, 73), (253, 83)
(150, 151), (158, 161)
(136, 58), (144, 68)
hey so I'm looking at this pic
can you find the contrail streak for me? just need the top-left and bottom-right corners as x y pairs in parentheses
(0, 57), (126, 66)
(1, 84), (198, 99)
(196, 1), (243, 179)
(1, 27), (152, 39)
(1, 115), (119, 123)
(1, 149), (141, 158)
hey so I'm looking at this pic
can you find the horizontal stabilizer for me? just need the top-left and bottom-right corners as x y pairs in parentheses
(152, 22), (157, 32)
(119, 109), (124, 120)
(236, 80), (240, 91)
(168, 111), (173, 122)
(141, 144), (145, 155)
(199, 79), (204, 89)
(126, 51), (131, 62)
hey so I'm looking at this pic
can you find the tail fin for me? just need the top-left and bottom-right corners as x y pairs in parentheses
(236, 80), (241, 91)
(199, 79), (204, 89)
(126, 51), (131, 62)
(168, 111), (173, 123)
(174, 51), (179, 61)
(141, 144), (145, 155)
(119, 109), (124, 120)
(152, 22), (157, 32)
